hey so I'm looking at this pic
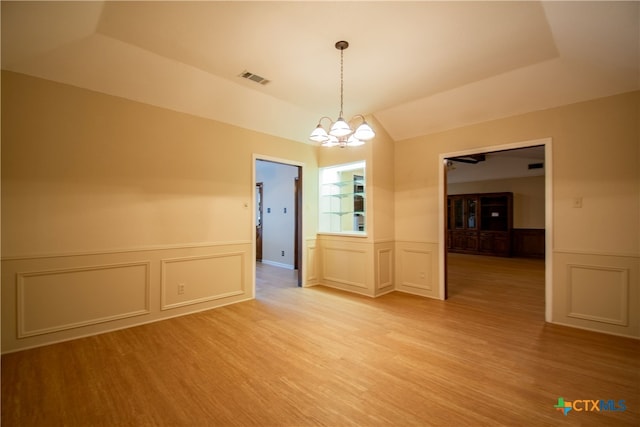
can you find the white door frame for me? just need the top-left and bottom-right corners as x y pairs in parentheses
(438, 137), (553, 322)
(252, 154), (306, 294)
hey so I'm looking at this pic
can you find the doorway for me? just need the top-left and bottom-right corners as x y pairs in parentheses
(254, 157), (303, 289)
(440, 138), (553, 322)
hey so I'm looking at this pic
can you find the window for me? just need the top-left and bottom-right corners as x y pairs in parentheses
(319, 161), (366, 234)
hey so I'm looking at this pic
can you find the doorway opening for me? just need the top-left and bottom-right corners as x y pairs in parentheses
(254, 157), (303, 293)
(440, 138), (553, 322)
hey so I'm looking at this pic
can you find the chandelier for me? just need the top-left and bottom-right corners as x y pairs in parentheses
(309, 41), (376, 148)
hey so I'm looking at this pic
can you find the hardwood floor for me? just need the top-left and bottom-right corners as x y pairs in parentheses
(256, 261), (299, 291)
(2, 256), (638, 426)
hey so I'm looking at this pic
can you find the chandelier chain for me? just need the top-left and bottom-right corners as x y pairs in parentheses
(308, 40), (375, 147)
(339, 47), (344, 118)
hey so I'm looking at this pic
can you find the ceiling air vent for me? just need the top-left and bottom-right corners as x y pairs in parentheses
(239, 70), (270, 85)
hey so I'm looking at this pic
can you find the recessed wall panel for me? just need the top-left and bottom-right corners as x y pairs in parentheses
(18, 262), (150, 338)
(306, 243), (318, 283)
(323, 247), (367, 288)
(567, 264), (629, 326)
(377, 248), (393, 290)
(161, 252), (245, 310)
(400, 249), (432, 290)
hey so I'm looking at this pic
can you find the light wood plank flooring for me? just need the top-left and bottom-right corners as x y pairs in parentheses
(2, 255), (638, 426)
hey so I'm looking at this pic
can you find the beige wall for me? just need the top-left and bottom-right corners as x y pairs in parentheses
(448, 175), (546, 229)
(315, 116), (395, 297)
(1, 71), (319, 352)
(3, 70), (638, 352)
(395, 91), (639, 336)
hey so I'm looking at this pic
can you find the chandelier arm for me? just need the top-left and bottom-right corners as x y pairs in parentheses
(349, 114), (366, 125)
(316, 116), (334, 127)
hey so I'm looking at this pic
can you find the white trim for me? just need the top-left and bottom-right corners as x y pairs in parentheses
(1, 241), (253, 261)
(160, 252), (246, 310)
(553, 249), (640, 259)
(17, 261), (151, 338)
(566, 263), (629, 326)
(2, 296), (255, 355)
(317, 232), (368, 238)
(260, 260), (295, 270)
(550, 321), (640, 340)
(395, 240), (439, 245)
(439, 137), (553, 322)
(439, 138), (551, 160)
(544, 140), (553, 322)
(252, 153), (306, 290)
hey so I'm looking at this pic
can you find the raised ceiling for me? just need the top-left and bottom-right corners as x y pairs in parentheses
(2, 1), (638, 143)
(446, 146), (546, 184)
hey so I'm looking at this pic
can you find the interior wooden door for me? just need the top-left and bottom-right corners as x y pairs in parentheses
(294, 173), (302, 286)
(256, 182), (263, 261)
(443, 161), (448, 300)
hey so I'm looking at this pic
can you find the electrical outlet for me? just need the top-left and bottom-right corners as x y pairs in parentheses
(281, 250), (285, 256)
(178, 283), (185, 295)
(573, 197), (583, 208)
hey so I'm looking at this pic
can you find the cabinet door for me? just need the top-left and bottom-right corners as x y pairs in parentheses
(451, 197), (465, 229)
(451, 231), (466, 250)
(466, 196), (478, 229)
(465, 232), (479, 251)
(492, 233), (510, 255)
(479, 232), (494, 252)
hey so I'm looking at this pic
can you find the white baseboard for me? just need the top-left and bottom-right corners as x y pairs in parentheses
(260, 260), (294, 270)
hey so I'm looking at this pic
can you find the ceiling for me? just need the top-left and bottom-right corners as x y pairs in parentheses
(2, 1), (639, 144)
(446, 145), (545, 184)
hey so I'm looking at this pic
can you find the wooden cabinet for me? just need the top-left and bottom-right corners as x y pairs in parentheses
(512, 229), (545, 258)
(448, 192), (512, 257)
(447, 195), (478, 252)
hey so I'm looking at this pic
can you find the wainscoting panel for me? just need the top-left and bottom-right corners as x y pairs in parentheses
(2, 242), (253, 353)
(305, 239), (318, 285)
(17, 262), (150, 338)
(161, 252), (245, 310)
(395, 241), (440, 298)
(553, 251), (639, 337)
(400, 250), (432, 291)
(316, 235), (375, 296)
(323, 247), (368, 289)
(376, 246), (394, 294)
(567, 264), (629, 326)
